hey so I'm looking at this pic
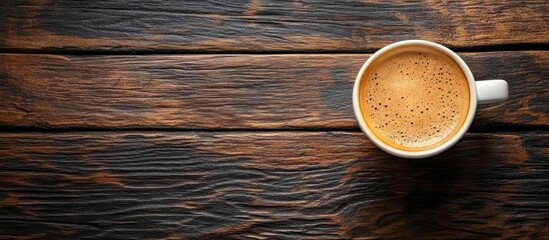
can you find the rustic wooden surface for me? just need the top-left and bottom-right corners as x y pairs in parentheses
(1, 1), (548, 52)
(0, 132), (548, 239)
(1, 52), (547, 130)
(1, 0), (548, 239)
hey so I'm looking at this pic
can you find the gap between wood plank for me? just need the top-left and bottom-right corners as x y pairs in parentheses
(1, 43), (548, 55)
(0, 126), (546, 133)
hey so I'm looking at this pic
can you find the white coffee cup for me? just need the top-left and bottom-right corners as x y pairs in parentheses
(353, 40), (508, 158)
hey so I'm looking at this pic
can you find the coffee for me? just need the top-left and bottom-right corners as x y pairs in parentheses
(358, 45), (470, 151)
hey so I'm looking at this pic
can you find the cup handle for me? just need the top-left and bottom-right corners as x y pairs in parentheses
(475, 80), (508, 104)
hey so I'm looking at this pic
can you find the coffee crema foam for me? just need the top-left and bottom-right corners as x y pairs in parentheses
(359, 46), (470, 151)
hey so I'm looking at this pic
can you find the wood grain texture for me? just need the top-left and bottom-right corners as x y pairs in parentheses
(1, 0), (548, 52)
(1, 52), (547, 129)
(0, 132), (547, 239)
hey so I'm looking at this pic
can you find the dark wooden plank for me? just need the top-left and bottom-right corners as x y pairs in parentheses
(1, 1), (548, 52)
(0, 132), (547, 239)
(1, 52), (547, 129)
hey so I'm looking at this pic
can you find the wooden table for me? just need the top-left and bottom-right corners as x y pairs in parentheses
(1, 1), (548, 239)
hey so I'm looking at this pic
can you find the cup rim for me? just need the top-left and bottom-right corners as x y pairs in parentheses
(352, 40), (477, 158)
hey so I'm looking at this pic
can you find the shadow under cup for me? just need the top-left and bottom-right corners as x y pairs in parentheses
(355, 43), (475, 157)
